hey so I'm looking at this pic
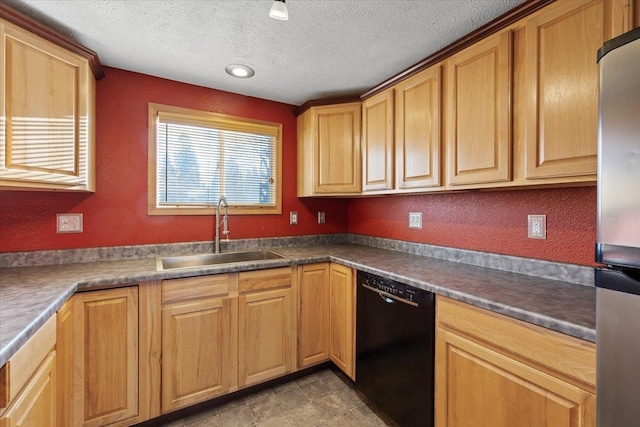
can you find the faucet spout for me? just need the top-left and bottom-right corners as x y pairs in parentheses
(215, 196), (229, 254)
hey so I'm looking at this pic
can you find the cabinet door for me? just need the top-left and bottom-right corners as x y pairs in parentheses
(314, 103), (362, 194)
(239, 288), (293, 387)
(395, 65), (442, 189)
(523, 0), (605, 179)
(362, 89), (394, 191)
(446, 31), (512, 186)
(0, 19), (95, 191)
(329, 263), (355, 380)
(72, 287), (138, 427)
(297, 263), (330, 368)
(0, 352), (56, 427)
(435, 329), (595, 427)
(162, 298), (232, 412)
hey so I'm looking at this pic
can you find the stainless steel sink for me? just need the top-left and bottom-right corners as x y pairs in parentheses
(157, 250), (286, 271)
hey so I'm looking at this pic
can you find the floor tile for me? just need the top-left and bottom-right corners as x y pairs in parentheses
(335, 387), (369, 409)
(166, 369), (390, 427)
(255, 412), (293, 427)
(285, 402), (326, 427)
(311, 393), (351, 420)
(244, 388), (275, 404)
(299, 379), (332, 400)
(275, 388), (311, 411)
(248, 395), (284, 424)
(217, 405), (255, 427)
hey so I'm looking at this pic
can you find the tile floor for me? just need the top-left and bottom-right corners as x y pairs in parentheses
(161, 368), (395, 427)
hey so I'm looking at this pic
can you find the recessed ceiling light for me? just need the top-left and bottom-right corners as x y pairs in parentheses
(225, 64), (255, 78)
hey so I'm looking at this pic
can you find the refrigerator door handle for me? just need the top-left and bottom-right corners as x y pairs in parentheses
(595, 268), (640, 296)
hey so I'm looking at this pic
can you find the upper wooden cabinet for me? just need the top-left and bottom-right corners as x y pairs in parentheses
(445, 30), (513, 186)
(362, 89), (394, 191)
(436, 296), (596, 427)
(297, 102), (362, 196)
(395, 65), (442, 190)
(0, 18), (96, 192)
(521, 0), (615, 180)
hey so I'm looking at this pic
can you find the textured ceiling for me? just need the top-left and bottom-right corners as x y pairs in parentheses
(3, 0), (526, 106)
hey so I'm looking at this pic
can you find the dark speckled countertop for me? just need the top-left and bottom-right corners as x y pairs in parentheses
(0, 243), (596, 367)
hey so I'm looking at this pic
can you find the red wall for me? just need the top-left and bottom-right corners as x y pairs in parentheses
(0, 68), (597, 267)
(0, 68), (348, 252)
(348, 187), (597, 266)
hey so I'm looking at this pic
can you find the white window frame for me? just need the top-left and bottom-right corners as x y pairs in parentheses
(148, 103), (282, 215)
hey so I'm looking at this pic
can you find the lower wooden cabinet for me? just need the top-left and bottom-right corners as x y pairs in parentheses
(160, 274), (237, 413)
(69, 287), (139, 427)
(328, 263), (356, 380)
(435, 296), (596, 427)
(238, 268), (295, 387)
(297, 263), (330, 368)
(162, 298), (233, 412)
(0, 353), (57, 427)
(0, 315), (57, 427)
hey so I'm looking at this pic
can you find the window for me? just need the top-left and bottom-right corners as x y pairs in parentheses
(148, 103), (282, 215)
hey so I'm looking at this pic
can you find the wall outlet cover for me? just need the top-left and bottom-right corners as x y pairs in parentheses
(318, 211), (326, 224)
(290, 211), (298, 225)
(57, 213), (83, 233)
(528, 214), (546, 239)
(409, 212), (422, 229)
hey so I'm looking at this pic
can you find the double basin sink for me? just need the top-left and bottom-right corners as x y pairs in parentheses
(157, 250), (286, 271)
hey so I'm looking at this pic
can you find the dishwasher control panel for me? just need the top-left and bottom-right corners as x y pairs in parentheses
(358, 271), (433, 306)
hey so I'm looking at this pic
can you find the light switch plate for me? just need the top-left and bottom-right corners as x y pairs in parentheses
(528, 214), (546, 239)
(57, 213), (83, 233)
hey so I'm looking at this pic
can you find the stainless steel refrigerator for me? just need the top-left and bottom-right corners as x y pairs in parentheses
(595, 26), (640, 427)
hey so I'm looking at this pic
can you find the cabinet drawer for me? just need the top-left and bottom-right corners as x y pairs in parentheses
(239, 268), (292, 294)
(163, 274), (230, 304)
(0, 315), (56, 409)
(436, 296), (595, 389)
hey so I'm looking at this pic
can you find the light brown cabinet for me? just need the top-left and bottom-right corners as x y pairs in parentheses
(328, 263), (356, 380)
(362, 89), (394, 191)
(297, 102), (362, 196)
(160, 275), (236, 413)
(362, 64), (443, 194)
(445, 30), (512, 186)
(0, 18), (95, 192)
(238, 268), (295, 387)
(521, 0), (610, 180)
(297, 263), (331, 368)
(69, 287), (139, 427)
(0, 316), (57, 427)
(395, 65), (442, 190)
(435, 296), (596, 427)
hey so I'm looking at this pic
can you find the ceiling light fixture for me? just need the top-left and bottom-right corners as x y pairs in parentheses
(225, 64), (255, 78)
(269, 0), (288, 21)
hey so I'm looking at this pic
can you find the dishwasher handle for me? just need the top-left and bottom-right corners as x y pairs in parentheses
(361, 283), (419, 307)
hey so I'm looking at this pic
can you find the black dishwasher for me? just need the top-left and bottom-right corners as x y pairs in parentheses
(356, 271), (435, 427)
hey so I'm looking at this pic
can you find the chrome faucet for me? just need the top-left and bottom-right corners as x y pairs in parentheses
(215, 196), (229, 253)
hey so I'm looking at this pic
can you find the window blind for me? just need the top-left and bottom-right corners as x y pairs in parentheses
(156, 118), (277, 208)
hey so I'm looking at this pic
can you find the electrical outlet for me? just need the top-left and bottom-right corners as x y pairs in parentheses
(528, 214), (546, 239)
(318, 211), (326, 224)
(409, 212), (422, 229)
(57, 213), (83, 233)
(290, 211), (298, 225)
